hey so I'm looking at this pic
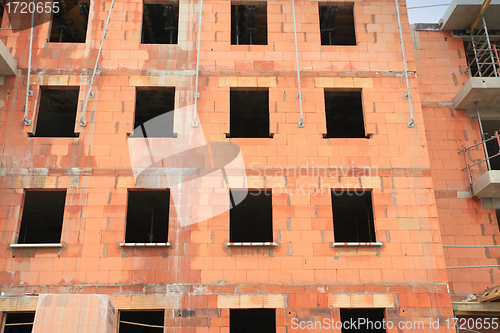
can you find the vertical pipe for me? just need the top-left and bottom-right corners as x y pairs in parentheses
(22, 1), (35, 126)
(476, 101), (492, 171)
(80, 0), (115, 126)
(482, 17), (498, 77)
(192, 0), (203, 127)
(394, 0), (415, 128)
(291, 0), (304, 128)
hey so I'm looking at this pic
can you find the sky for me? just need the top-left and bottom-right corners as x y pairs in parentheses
(406, 0), (453, 24)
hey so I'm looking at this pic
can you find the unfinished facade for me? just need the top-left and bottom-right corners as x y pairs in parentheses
(0, 0), (497, 331)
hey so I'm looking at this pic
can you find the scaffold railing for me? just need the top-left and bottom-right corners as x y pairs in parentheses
(466, 17), (500, 78)
(459, 130), (500, 194)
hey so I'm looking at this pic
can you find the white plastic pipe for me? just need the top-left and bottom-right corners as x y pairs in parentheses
(192, 0), (203, 127)
(22, 1), (35, 126)
(79, 0), (115, 126)
(395, 0), (415, 128)
(292, 0), (304, 128)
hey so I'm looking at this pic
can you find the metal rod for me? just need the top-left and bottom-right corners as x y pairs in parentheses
(292, 0), (304, 128)
(149, 208), (154, 243)
(443, 245), (500, 248)
(447, 265), (500, 269)
(22, 1), (35, 126)
(476, 101), (492, 170)
(79, 0), (115, 126)
(494, 45), (500, 70)
(395, 0), (415, 128)
(192, 0), (203, 127)
(482, 17), (499, 77)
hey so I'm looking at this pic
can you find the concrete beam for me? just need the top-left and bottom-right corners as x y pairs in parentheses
(472, 170), (500, 198)
(0, 39), (17, 76)
(454, 77), (500, 110)
(440, 0), (500, 30)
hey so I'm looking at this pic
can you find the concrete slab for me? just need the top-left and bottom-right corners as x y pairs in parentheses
(454, 77), (500, 110)
(0, 39), (17, 76)
(440, 0), (500, 30)
(472, 170), (500, 198)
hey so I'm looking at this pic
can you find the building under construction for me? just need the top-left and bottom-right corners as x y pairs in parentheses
(0, 0), (499, 331)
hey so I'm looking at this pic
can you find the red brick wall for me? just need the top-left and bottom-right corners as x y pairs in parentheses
(413, 28), (500, 297)
(0, 0), (456, 331)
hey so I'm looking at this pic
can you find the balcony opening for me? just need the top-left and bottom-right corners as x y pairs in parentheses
(340, 308), (386, 333)
(50, 1), (89, 43)
(231, 3), (267, 45)
(118, 310), (164, 333)
(480, 119), (500, 171)
(319, 4), (356, 46)
(230, 309), (276, 333)
(125, 190), (170, 243)
(18, 191), (66, 244)
(141, 3), (179, 44)
(229, 89), (270, 138)
(332, 191), (375, 243)
(2, 312), (35, 333)
(33, 87), (79, 138)
(230, 190), (272, 242)
(324, 90), (365, 139)
(131, 88), (175, 138)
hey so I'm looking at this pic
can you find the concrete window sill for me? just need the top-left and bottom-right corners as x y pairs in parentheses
(225, 242), (278, 248)
(119, 242), (171, 248)
(331, 242), (383, 248)
(9, 243), (65, 249)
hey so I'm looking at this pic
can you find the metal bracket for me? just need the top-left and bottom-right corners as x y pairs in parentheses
(80, 119), (87, 127)
(28, 90), (33, 97)
(404, 93), (409, 99)
(194, 93), (200, 99)
(298, 121), (304, 128)
(192, 120), (199, 127)
(23, 119), (32, 125)
(407, 121), (415, 128)
(296, 93), (302, 99)
(89, 92), (94, 98)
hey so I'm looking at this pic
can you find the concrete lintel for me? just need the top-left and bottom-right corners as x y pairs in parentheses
(454, 77), (500, 110)
(441, 0), (500, 30)
(0, 39), (17, 76)
(472, 170), (500, 198)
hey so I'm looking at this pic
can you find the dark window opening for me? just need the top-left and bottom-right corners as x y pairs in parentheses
(2, 312), (35, 333)
(324, 90), (366, 139)
(131, 88), (175, 138)
(480, 119), (500, 171)
(141, 4), (179, 44)
(340, 309), (386, 333)
(230, 90), (270, 138)
(33, 88), (79, 138)
(50, 1), (89, 43)
(119, 310), (164, 333)
(231, 3), (267, 45)
(230, 309), (276, 333)
(230, 190), (272, 242)
(0, 3), (4, 28)
(125, 191), (170, 243)
(332, 191), (375, 243)
(18, 191), (66, 244)
(319, 5), (356, 45)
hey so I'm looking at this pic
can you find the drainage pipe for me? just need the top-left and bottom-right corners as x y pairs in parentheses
(292, 0), (304, 128)
(79, 0), (115, 126)
(192, 0), (203, 127)
(22, 1), (35, 126)
(395, 0), (415, 128)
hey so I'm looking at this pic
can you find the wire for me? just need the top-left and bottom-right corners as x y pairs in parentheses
(407, 4), (451, 9)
